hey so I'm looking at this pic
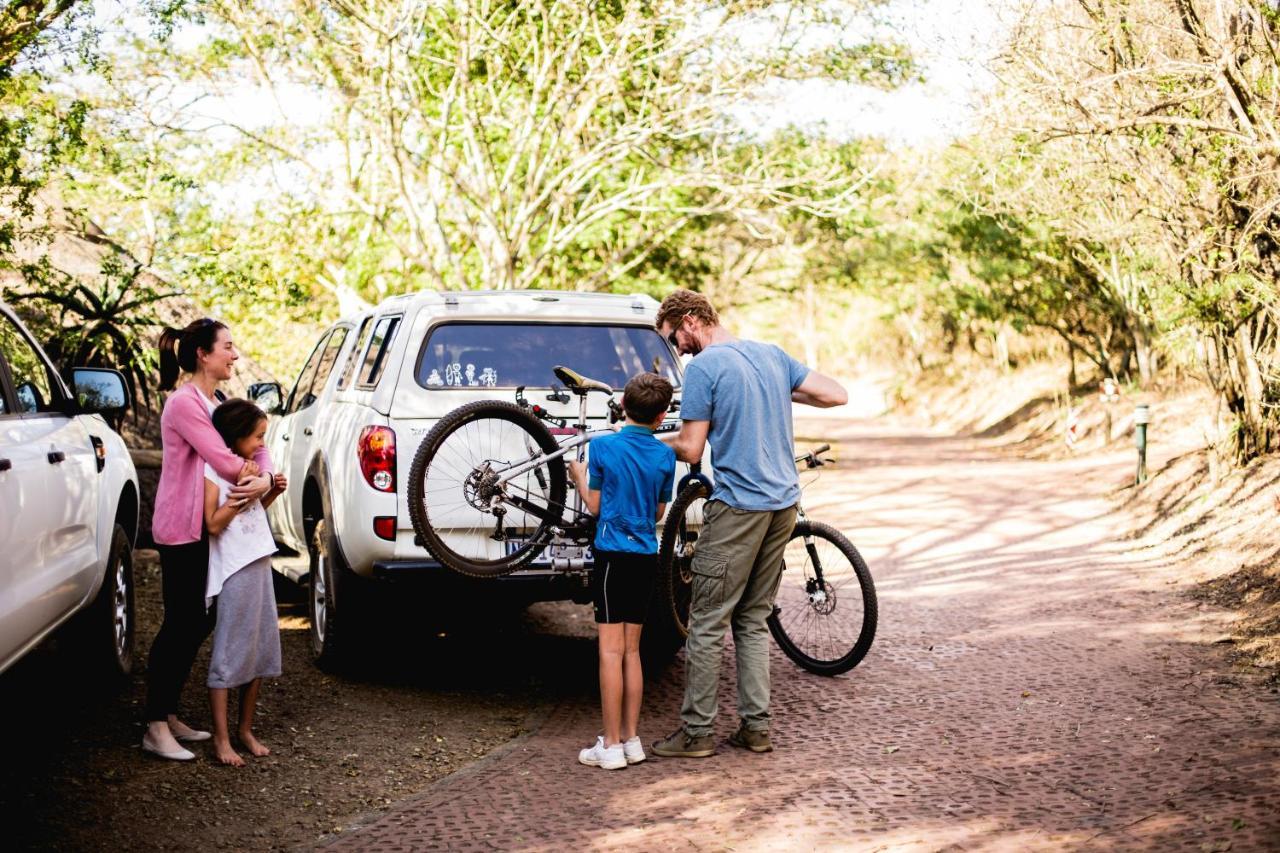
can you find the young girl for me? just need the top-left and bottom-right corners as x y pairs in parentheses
(204, 399), (287, 767)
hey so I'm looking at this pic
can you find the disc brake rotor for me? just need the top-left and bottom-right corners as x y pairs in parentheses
(805, 578), (837, 615)
(463, 464), (502, 511)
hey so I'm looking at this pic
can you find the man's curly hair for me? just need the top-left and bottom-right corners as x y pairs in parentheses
(655, 289), (719, 331)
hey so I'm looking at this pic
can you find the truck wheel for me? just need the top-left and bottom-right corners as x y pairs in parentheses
(308, 517), (363, 668)
(72, 523), (135, 679)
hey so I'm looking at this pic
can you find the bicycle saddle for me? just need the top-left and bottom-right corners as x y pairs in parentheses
(552, 365), (613, 395)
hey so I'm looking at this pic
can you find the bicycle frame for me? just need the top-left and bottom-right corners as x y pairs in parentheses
(495, 428), (612, 486)
(488, 387), (611, 540)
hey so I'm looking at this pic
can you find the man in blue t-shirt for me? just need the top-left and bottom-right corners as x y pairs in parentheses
(567, 372), (676, 770)
(651, 289), (847, 758)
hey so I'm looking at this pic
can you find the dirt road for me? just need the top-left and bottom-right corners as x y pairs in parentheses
(324, 421), (1280, 851)
(4, 421), (1278, 850)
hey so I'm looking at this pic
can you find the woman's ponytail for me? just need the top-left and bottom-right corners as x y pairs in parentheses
(157, 319), (227, 391)
(157, 326), (183, 391)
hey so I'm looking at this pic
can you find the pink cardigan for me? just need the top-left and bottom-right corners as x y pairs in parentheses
(152, 383), (274, 546)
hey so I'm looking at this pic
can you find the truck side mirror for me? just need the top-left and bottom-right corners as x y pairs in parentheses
(71, 368), (128, 416)
(248, 382), (284, 415)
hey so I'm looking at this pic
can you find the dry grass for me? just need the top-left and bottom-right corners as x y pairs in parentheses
(1116, 449), (1280, 681)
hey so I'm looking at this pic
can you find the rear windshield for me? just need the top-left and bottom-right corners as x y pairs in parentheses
(415, 323), (681, 390)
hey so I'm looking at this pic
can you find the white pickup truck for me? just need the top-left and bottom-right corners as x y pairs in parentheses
(0, 299), (139, 678)
(249, 290), (691, 666)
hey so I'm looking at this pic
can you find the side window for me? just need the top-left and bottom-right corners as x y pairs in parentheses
(306, 327), (349, 406)
(283, 332), (330, 416)
(0, 314), (60, 414)
(357, 315), (402, 388)
(336, 317), (372, 390)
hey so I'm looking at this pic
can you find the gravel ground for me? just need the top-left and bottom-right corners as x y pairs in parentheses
(1, 552), (602, 851)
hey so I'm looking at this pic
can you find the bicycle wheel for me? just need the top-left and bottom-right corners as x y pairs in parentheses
(653, 479), (711, 643)
(767, 520), (877, 676)
(408, 400), (567, 578)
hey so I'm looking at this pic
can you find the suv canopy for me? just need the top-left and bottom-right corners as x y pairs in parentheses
(415, 322), (681, 391)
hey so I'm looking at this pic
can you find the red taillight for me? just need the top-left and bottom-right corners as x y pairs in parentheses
(373, 516), (396, 540)
(358, 426), (396, 492)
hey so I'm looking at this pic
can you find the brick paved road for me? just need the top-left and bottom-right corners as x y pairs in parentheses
(325, 425), (1280, 851)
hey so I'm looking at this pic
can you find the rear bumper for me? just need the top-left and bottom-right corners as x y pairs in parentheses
(369, 560), (595, 604)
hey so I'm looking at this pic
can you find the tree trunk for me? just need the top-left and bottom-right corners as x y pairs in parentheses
(1132, 321), (1154, 388)
(801, 281), (819, 369)
(994, 327), (1010, 371)
(1215, 312), (1279, 462)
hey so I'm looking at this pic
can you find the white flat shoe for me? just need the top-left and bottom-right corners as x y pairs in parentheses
(175, 730), (211, 743)
(141, 735), (195, 761)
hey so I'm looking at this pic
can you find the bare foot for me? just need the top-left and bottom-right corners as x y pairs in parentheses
(213, 738), (245, 767)
(238, 729), (270, 757)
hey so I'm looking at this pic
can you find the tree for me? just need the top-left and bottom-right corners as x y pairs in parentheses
(993, 0), (1280, 457)
(0, 0), (93, 256)
(177, 0), (913, 295)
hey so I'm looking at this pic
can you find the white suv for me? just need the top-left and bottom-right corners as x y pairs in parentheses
(251, 290), (687, 664)
(0, 300), (139, 678)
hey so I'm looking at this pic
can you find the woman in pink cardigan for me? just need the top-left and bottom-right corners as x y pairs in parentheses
(142, 319), (275, 761)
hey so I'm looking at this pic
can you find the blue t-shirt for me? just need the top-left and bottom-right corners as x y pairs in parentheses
(680, 340), (810, 511)
(587, 425), (677, 554)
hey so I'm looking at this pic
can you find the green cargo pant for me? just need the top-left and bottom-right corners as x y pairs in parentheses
(680, 499), (798, 736)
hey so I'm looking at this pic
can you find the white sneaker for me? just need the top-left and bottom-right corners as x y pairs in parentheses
(578, 736), (627, 770)
(623, 736), (646, 765)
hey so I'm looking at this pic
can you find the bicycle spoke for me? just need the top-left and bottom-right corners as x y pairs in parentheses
(421, 415), (560, 562)
(773, 528), (867, 668)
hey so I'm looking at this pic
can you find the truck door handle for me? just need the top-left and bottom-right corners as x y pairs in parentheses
(303, 427), (313, 436)
(282, 434), (290, 441)
(0, 458), (10, 472)
(48, 451), (66, 464)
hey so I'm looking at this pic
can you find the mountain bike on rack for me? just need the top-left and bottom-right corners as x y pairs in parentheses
(406, 363), (876, 675)
(659, 445), (878, 676)
(406, 365), (662, 579)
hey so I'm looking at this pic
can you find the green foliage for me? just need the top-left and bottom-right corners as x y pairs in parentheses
(2, 248), (176, 408)
(12, 0), (1276, 469)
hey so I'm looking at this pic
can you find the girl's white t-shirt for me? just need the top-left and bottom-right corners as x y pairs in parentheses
(204, 462), (277, 609)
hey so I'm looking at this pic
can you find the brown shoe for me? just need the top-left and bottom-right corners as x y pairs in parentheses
(652, 728), (715, 758)
(728, 725), (773, 753)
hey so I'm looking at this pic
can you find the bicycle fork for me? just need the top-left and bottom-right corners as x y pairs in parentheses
(776, 506), (831, 615)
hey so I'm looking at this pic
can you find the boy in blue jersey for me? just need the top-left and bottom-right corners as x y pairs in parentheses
(567, 372), (676, 771)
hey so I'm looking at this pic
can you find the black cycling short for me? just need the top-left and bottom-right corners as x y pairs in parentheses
(592, 550), (656, 624)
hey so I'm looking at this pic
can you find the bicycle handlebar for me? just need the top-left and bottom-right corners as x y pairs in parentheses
(795, 444), (833, 469)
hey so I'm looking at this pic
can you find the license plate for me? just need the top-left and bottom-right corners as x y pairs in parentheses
(506, 539), (593, 566)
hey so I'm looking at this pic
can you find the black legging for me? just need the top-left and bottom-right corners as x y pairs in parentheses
(144, 536), (216, 722)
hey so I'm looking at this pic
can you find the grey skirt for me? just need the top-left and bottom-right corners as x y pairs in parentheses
(208, 556), (282, 689)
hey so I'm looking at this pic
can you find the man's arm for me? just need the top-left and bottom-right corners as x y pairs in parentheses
(664, 419), (710, 464)
(791, 371), (848, 408)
